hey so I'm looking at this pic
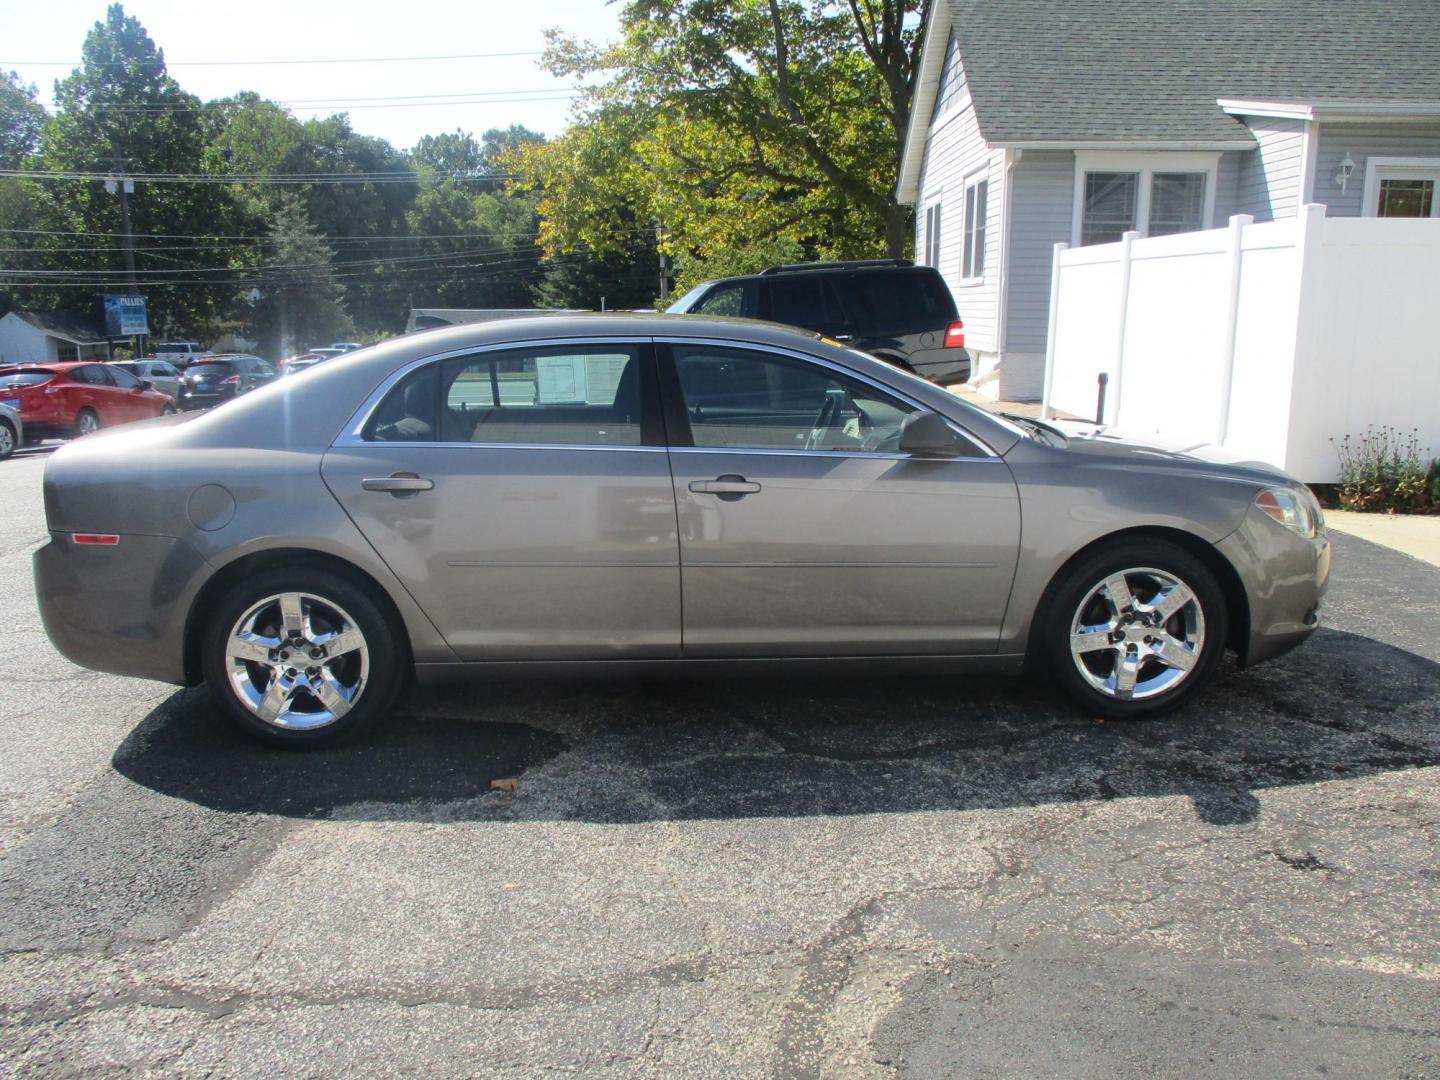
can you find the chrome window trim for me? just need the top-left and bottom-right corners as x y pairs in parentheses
(332, 333), (1000, 459)
(655, 336), (1000, 459)
(332, 337), (655, 449)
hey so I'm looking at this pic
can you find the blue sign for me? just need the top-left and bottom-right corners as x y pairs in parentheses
(102, 294), (149, 337)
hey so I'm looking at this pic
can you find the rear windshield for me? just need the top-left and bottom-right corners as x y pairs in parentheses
(0, 369), (57, 388)
(187, 360), (234, 374)
(833, 269), (957, 334)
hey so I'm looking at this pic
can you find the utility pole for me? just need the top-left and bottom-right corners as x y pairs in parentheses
(102, 156), (137, 290)
(656, 222), (670, 305)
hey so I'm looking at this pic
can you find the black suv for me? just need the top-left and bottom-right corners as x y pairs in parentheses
(179, 354), (276, 411)
(666, 260), (970, 384)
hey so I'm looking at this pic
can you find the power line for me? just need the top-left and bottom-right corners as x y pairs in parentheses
(1, 50), (546, 67)
(0, 169), (522, 185)
(50, 93), (578, 114)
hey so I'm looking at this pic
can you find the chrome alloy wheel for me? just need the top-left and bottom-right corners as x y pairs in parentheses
(1069, 567), (1205, 701)
(77, 411), (99, 435)
(224, 591), (370, 730)
(0, 423), (13, 457)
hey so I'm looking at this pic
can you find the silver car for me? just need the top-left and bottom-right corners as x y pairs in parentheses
(110, 359), (183, 404)
(34, 315), (1329, 746)
(0, 401), (22, 459)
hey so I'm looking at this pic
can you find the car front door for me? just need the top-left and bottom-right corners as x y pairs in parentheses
(320, 340), (681, 660)
(659, 341), (1020, 657)
(104, 363), (152, 420)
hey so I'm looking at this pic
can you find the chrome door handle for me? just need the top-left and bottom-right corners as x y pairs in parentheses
(688, 475), (761, 500)
(362, 473), (434, 495)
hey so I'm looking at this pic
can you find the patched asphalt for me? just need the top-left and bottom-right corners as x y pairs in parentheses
(1, 450), (1437, 1077)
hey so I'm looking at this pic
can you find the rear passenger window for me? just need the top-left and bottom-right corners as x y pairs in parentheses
(366, 346), (645, 446)
(765, 276), (842, 332)
(692, 282), (757, 318)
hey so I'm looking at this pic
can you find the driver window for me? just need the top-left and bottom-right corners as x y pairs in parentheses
(670, 345), (915, 453)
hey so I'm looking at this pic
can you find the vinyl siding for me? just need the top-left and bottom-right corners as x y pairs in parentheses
(1311, 122), (1440, 216)
(915, 62), (1004, 354)
(1004, 151), (1075, 355)
(1213, 149), (1245, 221)
(1235, 117), (1306, 221)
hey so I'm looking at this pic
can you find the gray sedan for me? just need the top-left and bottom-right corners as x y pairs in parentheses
(34, 315), (1329, 746)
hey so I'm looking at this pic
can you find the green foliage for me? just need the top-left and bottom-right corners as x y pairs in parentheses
(1332, 427), (1438, 514)
(27, 4), (243, 335)
(510, 0), (928, 290)
(0, 71), (46, 169)
(245, 193), (351, 356)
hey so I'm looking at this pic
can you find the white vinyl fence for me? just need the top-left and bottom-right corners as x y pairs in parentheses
(1041, 205), (1440, 481)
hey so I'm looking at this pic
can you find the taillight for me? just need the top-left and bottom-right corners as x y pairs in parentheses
(944, 321), (965, 348)
(221, 375), (240, 386)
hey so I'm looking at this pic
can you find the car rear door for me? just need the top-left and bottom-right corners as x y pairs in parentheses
(658, 339), (1020, 657)
(320, 339), (682, 661)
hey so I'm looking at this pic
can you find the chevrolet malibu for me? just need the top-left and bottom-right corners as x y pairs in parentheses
(34, 315), (1329, 746)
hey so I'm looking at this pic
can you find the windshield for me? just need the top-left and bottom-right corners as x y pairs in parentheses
(0, 370), (57, 389)
(840, 348), (1030, 441)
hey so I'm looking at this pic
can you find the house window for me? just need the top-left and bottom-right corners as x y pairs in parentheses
(923, 202), (942, 267)
(962, 177), (987, 279)
(1362, 159), (1440, 218)
(1073, 152), (1219, 246)
(1081, 173), (1139, 245)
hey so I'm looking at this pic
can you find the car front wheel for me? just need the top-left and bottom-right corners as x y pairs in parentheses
(74, 409), (99, 437)
(201, 568), (405, 746)
(0, 419), (14, 460)
(1044, 540), (1227, 718)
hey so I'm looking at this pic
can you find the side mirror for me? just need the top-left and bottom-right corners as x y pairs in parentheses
(138, 379), (152, 391)
(899, 411), (964, 458)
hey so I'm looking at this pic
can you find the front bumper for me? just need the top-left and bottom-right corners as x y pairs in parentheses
(34, 532), (205, 685)
(1215, 506), (1331, 667)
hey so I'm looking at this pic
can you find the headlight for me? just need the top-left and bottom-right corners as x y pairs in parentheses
(1255, 487), (1316, 538)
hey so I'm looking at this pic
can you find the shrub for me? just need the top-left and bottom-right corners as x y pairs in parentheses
(1330, 427), (1437, 514)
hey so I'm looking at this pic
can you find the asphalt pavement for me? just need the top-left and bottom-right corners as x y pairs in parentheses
(1, 446), (1437, 1077)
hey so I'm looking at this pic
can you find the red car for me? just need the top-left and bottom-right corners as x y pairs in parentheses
(0, 361), (175, 441)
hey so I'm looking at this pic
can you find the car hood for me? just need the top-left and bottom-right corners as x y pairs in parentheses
(1049, 420), (1295, 484)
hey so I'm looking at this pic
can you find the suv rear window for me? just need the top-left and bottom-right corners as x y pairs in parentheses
(832, 270), (956, 336)
(187, 360), (234, 374)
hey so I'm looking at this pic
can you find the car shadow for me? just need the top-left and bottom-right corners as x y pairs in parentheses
(112, 627), (1440, 828)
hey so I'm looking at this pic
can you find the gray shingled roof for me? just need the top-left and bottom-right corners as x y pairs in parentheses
(14, 310), (109, 342)
(949, 0), (1440, 144)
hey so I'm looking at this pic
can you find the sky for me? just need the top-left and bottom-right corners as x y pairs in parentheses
(3, 0), (625, 151)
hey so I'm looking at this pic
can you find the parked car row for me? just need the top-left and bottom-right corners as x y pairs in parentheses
(0, 361), (175, 451)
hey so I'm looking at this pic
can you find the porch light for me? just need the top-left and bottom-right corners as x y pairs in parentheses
(1334, 153), (1356, 192)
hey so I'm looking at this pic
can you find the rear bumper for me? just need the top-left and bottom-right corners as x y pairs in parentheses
(34, 532), (204, 685)
(907, 347), (971, 386)
(1215, 507), (1331, 667)
(179, 390), (232, 411)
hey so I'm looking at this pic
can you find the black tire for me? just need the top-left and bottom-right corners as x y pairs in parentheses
(74, 408), (100, 437)
(161, 404), (176, 416)
(0, 418), (14, 460)
(1043, 539), (1228, 719)
(201, 567), (406, 748)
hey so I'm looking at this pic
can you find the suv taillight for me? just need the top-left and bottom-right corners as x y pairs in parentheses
(221, 375), (240, 386)
(944, 321), (965, 349)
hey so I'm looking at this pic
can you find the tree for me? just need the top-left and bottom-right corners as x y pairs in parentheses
(247, 192), (351, 356)
(33, 4), (242, 335)
(512, 0), (930, 288)
(0, 71), (45, 169)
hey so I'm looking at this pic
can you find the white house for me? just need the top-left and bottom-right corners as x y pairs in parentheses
(0, 311), (111, 366)
(897, 0), (1440, 401)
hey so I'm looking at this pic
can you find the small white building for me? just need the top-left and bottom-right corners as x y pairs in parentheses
(0, 311), (111, 366)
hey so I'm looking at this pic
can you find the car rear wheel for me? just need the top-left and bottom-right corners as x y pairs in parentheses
(74, 408), (99, 437)
(1044, 540), (1227, 719)
(161, 404), (176, 416)
(0, 419), (14, 460)
(201, 568), (405, 747)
